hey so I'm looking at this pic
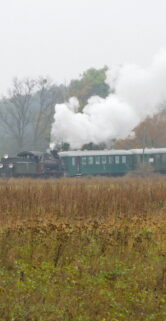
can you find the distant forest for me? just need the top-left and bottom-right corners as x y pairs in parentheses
(0, 66), (165, 155)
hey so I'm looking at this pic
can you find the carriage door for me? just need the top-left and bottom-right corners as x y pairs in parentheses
(76, 156), (81, 174)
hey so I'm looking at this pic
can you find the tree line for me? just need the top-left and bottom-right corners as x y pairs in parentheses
(0, 65), (165, 155)
(0, 67), (109, 155)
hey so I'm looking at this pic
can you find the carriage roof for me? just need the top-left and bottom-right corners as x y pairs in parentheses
(58, 148), (166, 158)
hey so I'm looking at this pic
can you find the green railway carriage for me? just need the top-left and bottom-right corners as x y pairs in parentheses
(59, 148), (166, 176)
(59, 150), (133, 176)
(131, 148), (166, 173)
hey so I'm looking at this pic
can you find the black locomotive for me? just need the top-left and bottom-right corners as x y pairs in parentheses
(0, 150), (63, 178)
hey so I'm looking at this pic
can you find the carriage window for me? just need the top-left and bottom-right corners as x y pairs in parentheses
(162, 154), (166, 162)
(72, 157), (76, 166)
(108, 156), (113, 164)
(89, 156), (93, 165)
(82, 157), (87, 165)
(155, 155), (160, 162)
(95, 156), (100, 164)
(102, 156), (106, 164)
(149, 157), (154, 163)
(136, 155), (141, 162)
(115, 156), (120, 164)
(122, 156), (126, 164)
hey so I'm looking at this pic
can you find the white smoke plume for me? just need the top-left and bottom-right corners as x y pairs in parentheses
(51, 51), (166, 149)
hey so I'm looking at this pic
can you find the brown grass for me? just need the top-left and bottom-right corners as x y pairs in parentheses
(0, 176), (166, 226)
(0, 176), (166, 320)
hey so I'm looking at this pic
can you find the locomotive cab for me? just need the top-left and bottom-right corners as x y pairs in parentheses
(15, 151), (44, 176)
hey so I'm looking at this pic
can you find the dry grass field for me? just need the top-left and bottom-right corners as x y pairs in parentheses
(0, 177), (166, 321)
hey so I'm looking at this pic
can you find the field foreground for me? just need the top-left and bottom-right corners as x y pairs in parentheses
(0, 177), (166, 321)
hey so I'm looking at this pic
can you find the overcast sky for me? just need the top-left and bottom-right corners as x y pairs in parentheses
(0, 0), (166, 94)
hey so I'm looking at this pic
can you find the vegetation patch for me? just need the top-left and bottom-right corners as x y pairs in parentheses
(0, 177), (166, 320)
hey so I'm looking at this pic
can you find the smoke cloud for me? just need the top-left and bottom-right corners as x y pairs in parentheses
(51, 51), (166, 149)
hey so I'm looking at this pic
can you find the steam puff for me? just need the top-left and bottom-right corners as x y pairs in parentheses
(51, 51), (166, 149)
(66, 97), (80, 112)
(51, 96), (139, 149)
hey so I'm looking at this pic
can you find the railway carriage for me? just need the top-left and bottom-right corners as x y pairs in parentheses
(131, 148), (166, 174)
(59, 148), (166, 176)
(59, 150), (133, 176)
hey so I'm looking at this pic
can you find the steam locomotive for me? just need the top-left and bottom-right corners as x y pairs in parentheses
(1, 148), (166, 177)
(0, 150), (64, 178)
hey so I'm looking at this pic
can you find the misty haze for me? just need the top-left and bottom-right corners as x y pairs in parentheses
(1, 2), (166, 320)
(0, 0), (166, 154)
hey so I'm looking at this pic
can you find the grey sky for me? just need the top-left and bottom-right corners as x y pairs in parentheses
(0, 0), (166, 94)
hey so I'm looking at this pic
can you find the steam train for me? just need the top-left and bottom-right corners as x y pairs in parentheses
(1, 148), (166, 177)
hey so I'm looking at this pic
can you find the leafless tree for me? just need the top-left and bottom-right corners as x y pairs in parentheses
(32, 77), (56, 149)
(0, 77), (69, 152)
(0, 78), (35, 150)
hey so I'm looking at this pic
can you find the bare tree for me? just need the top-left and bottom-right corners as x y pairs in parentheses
(0, 76), (68, 153)
(0, 78), (35, 150)
(31, 77), (68, 149)
(32, 77), (55, 149)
